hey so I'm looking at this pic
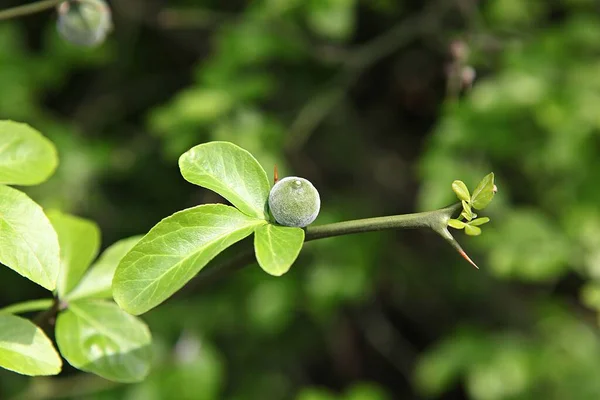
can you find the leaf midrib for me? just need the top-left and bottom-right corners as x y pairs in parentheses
(123, 219), (264, 305)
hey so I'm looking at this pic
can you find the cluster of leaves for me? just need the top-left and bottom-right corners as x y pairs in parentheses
(448, 173), (495, 236)
(113, 141), (311, 316)
(0, 121), (150, 382)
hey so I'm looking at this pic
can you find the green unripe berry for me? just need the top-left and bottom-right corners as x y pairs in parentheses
(57, 0), (112, 47)
(268, 177), (320, 228)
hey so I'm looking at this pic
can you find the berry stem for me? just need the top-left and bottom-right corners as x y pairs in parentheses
(0, 0), (63, 21)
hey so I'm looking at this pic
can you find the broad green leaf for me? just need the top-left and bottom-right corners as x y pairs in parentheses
(113, 204), (266, 315)
(471, 173), (495, 210)
(0, 121), (58, 185)
(254, 224), (304, 276)
(469, 217), (490, 227)
(0, 314), (62, 376)
(464, 225), (482, 236)
(67, 236), (142, 301)
(47, 211), (101, 298)
(55, 300), (151, 382)
(451, 180), (470, 202)
(448, 219), (466, 229)
(178, 142), (271, 219)
(0, 185), (60, 290)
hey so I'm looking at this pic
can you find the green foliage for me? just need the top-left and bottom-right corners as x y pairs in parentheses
(254, 224), (305, 276)
(448, 173), (495, 237)
(113, 204), (266, 315)
(55, 300), (151, 382)
(0, 121), (58, 186)
(47, 210), (101, 298)
(0, 314), (62, 376)
(179, 142), (271, 220)
(67, 235), (142, 301)
(0, 185), (60, 290)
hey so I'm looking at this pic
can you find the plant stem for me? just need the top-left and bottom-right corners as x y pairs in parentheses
(0, 298), (54, 315)
(182, 203), (467, 296)
(0, 0), (63, 21)
(305, 204), (459, 241)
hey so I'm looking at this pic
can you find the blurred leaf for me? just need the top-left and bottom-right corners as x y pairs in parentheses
(0, 185), (59, 290)
(179, 142), (271, 219)
(113, 205), (266, 315)
(470, 217), (491, 226)
(452, 180), (471, 202)
(0, 120), (58, 186)
(344, 382), (390, 400)
(254, 224), (304, 276)
(464, 225), (482, 236)
(448, 219), (466, 229)
(415, 329), (485, 396)
(471, 173), (495, 210)
(47, 210), (101, 298)
(67, 235), (142, 301)
(465, 337), (532, 400)
(306, 0), (356, 40)
(0, 314), (62, 376)
(580, 283), (600, 311)
(56, 299), (151, 382)
(296, 387), (338, 400)
(487, 209), (570, 281)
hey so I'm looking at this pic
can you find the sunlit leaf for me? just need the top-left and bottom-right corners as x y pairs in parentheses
(67, 236), (142, 301)
(471, 173), (495, 210)
(179, 142), (271, 219)
(470, 217), (490, 227)
(0, 185), (59, 290)
(448, 219), (466, 229)
(254, 224), (304, 276)
(452, 180), (471, 202)
(0, 314), (62, 376)
(55, 299), (151, 382)
(113, 204), (266, 315)
(47, 210), (101, 298)
(0, 121), (58, 186)
(464, 225), (482, 236)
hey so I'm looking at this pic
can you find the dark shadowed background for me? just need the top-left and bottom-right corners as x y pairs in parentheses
(2, 0), (600, 399)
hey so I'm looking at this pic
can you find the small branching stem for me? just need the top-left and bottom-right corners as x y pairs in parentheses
(0, 0), (63, 21)
(0, 298), (54, 315)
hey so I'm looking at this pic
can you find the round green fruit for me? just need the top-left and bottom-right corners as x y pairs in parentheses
(57, 0), (112, 47)
(268, 177), (320, 228)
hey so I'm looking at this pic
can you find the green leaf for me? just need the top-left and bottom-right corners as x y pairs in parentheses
(0, 185), (60, 290)
(451, 180), (470, 202)
(113, 204), (266, 315)
(469, 217), (490, 227)
(461, 200), (475, 221)
(67, 236), (142, 301)
(0, 314), (62, 376)
(47, 211), (101, 298)
(178, 142), (271, 219)
(0, 121), (58, 186)
(448, 219), (466, 229)
(55, 299), (151, 382)
(471, 172), (495, 210)
(464, 224), (482, 236)
(254, 224), (304, 276)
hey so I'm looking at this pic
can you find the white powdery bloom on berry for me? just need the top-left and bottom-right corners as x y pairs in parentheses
(57, 0), (112, 47)
(268, 177), (321, 228)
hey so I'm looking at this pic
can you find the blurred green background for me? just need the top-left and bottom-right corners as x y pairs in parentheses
(2, 0), (600, 398)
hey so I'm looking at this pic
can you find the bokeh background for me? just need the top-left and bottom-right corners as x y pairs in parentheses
(2, 0), (600, 399)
